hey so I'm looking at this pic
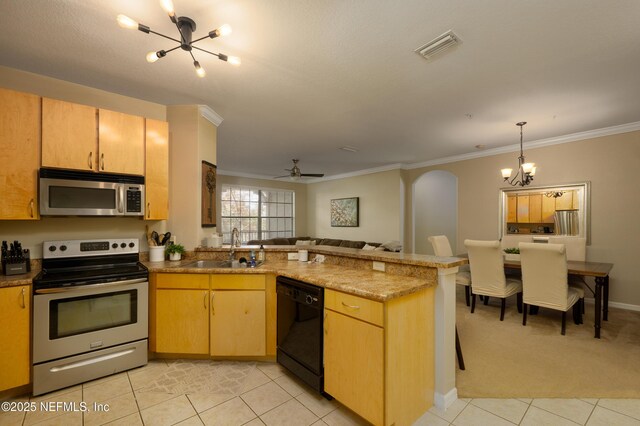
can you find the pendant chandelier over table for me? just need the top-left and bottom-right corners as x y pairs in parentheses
(501, 121), (536, 187)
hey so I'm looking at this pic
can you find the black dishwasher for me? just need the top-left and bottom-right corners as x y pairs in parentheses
(276, 276), (325, 393)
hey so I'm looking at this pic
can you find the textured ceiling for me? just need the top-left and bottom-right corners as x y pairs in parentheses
(2, 0), (640, 178)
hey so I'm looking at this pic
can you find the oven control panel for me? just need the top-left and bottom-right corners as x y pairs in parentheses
(43, 239), (139, 258)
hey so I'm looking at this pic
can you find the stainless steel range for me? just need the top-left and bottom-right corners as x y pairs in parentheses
(32, 238), (149, 396)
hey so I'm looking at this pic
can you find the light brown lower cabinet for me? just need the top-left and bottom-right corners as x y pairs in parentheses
(152, 273), (270, 357)
(324, 288), (435, 426)
(0, 286), (31, 391)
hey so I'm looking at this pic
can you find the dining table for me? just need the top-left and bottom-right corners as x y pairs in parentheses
(461, 255), (614, 338)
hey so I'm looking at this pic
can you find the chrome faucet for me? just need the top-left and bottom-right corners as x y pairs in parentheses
(229, 228), (240, 260)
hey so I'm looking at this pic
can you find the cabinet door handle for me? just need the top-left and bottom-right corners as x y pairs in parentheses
(203, 291), (208, 309)
(341, 301), (360, 310)
(88, 151), (93, 169)
(100, 153), (105, 170)
(29, 199), (34, 218)
(147, 202), (151, 219)
(211, 293), (215, 315)
(21, 287), (26, 309)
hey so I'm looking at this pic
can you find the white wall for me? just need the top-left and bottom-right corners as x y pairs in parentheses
(403, 130), (640, 307)
(413, 171), (458, 255)
(306, 170), (403, 244)
(166, 106), (219, 250)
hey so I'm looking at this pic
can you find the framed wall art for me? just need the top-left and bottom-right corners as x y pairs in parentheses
(330, 197), (359, 227)
(202, 160), (217, 227)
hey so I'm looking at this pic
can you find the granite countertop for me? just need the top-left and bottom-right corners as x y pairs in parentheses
(0, 269), (39, 289)
(196, 244), (467, 269)
(144, 259), (436, 302)
(1, 245), (465, 300)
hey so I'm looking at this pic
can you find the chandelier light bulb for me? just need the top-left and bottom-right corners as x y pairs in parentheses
(218, 24), (232, 36)
(146, 51), (159, 63)
(160, 0), (175, 16)
(522, 163), (534, 174)
(501, 168), (513, 179)
(529, 166), (537, 176)
(194, 61), (206, 77)
(117, 15), (138, 29)
(227, 56), (241, 66)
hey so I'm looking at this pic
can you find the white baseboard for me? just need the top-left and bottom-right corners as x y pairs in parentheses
(434, 387), (458, 410)
(583, 298), (640, 312)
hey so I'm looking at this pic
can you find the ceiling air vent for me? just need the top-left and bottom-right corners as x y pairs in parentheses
(415, 30), (460, 59)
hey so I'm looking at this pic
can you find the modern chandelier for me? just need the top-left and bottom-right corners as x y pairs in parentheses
(117, 0), (240, 78)
(501, 121), (536, 187)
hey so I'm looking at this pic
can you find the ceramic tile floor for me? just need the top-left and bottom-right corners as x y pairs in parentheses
(1, 360), (640, 425)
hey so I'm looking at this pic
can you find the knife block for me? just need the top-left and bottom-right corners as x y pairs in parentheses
(2, 260), (29, 276)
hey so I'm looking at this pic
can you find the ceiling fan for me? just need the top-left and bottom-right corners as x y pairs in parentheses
(274, 159), (324, 180)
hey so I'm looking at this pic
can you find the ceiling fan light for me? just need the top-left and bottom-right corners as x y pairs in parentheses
(228, 56), (241, 66)
(194, 61), (206, 77)
(117, 14), (138, 29)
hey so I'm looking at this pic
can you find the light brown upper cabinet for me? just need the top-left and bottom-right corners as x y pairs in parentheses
(145, 119), (169, 220)
(506, 195), (517, 223)
(0, 88), (40, 220)
(541, 195), (556, 223)
(555, 191), (574, 210)
(98, 109), (144, 175)
(516, 195), (530, 223)
(42, 98), (97, 171)
(528, 194), (542, 223)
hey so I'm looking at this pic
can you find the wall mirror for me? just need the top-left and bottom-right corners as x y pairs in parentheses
(498, 182), (590, 244)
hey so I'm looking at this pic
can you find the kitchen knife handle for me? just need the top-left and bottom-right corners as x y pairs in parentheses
(100, 153), (105, 170)
(88, 151), (93, 169)
(29, 199), (34, 218)
(20, 287), (26, 309)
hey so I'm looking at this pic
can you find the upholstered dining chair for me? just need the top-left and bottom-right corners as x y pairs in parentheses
(519, 242), (583, 335)
(428, 235), (472, 306)
(464, 239), (522, 320)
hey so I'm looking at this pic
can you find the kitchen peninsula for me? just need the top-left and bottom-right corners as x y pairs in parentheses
(145, 244), (466, 425)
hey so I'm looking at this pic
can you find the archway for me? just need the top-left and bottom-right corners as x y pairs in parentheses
(412, 170), (458, 254)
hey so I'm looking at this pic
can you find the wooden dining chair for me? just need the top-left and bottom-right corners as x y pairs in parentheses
(519, 242), (583, 335)
(428, 235), (472, 306)
(464, 239), (522, 320)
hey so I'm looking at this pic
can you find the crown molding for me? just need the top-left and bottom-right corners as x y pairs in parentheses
(199, 105), (224, 127)
(404, 121), (640, 170)
(219, 121), (640, 182)
(304, 163), (405, 183)
(216, 169), (276, 180)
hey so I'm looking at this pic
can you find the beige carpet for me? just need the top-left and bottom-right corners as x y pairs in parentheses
(455, 286), (640, 398)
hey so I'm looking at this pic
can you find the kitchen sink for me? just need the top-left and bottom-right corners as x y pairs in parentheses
(182, 260), (263, 268)
(183, 260), (233, 268)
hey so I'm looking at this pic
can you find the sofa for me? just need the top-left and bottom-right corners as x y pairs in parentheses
(245, 236), (397, 251)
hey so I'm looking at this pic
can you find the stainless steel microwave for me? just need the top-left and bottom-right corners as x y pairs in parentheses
(39, 168), (145, 217)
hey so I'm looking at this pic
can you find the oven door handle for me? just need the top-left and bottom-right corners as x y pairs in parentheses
(35, 277), (148, 294)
